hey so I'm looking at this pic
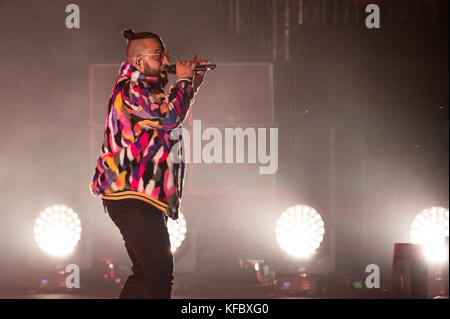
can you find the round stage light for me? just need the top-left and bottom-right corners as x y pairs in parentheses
(410, 207), (449, 263)
(275, 205), (325, 259)
(167, 211), (187, 253)
(33, 204), (82, 258)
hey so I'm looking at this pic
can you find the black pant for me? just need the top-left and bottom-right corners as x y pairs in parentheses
(102, 199), (174, 299)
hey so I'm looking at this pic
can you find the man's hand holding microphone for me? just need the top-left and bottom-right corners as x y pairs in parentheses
(172, 54), (213, 92)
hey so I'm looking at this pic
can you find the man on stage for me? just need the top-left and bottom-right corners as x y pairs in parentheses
(89, 29), (208, 298)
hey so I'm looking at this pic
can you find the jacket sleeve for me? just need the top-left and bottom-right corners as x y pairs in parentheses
(120, 78), (195, 129)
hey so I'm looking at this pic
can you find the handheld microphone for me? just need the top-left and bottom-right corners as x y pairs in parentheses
(166, 64), (216, 74)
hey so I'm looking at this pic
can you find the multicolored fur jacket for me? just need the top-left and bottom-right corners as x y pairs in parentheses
(90, 62), (195, 219)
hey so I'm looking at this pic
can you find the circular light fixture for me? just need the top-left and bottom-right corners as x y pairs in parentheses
(167, 211), (187, 253)
(34, 204), (82, 258)
(410, 206), (449, 263)
(275, 205), (325, 259)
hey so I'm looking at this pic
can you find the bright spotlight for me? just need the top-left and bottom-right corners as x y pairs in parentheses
(167, 211), (187, 253)
(410, 207), (449, 263)
(275, 205), (325, 259)
(34, 204), (82, 258)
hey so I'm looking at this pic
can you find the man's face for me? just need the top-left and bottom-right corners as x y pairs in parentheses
(135, 38), (170, 80)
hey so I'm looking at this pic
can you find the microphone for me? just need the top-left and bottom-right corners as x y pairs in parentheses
(166, 64), (216, 74)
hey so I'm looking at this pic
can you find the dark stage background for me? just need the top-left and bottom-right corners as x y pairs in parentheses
(0, 0), (448, 297)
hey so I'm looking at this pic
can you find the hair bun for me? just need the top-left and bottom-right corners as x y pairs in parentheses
(123, 29), (135, 40)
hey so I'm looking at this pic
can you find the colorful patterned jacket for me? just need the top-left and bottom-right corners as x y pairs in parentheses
(89, 62), (195, 219)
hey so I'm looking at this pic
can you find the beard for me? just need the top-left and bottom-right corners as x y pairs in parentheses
(143, 62), (169, 88)
(159, 71), (169, 88)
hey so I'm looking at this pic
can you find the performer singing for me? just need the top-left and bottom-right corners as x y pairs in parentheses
(89, 29), (208, 298)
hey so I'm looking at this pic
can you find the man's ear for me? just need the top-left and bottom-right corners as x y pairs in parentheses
(130, 56), (140, 67)
(134, 57), (145, 73)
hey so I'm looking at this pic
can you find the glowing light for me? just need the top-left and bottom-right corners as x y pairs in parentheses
(275, 205), (325, 259)
(33, 204), (82, 258)
(410, 207), (449, 263)
(167, 211), (187, 253)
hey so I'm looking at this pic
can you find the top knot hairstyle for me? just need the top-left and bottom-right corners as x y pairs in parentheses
(122, 28), (166, 51)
